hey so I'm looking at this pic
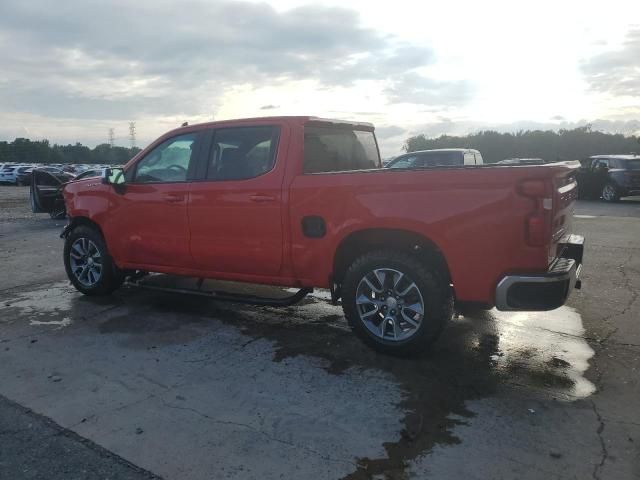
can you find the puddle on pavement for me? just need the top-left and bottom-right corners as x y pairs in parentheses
(485, 307), (596, 399)
(0, 281), (77, 328)
(3, 277), (597, 479)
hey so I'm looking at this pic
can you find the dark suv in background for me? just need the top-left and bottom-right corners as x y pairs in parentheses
(576, 155), (640, 202)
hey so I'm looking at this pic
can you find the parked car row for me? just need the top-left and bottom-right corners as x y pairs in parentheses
(0, 162), (110, 185)
(383, 150), (639, 202)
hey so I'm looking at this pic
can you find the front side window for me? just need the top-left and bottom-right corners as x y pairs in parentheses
(134, 133), (198, 183)
(207, 126), (279, 180)
(303, 126), (380, 173)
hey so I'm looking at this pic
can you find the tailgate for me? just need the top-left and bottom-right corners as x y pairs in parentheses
(549, 164), (579, 264)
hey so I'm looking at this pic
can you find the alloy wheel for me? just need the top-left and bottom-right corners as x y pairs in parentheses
(602, 184), (616, 201)
(69, 238), (103, 287)
(355, 268), (425, 342)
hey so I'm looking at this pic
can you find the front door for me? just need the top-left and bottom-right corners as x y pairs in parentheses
(188, 125), (284, 277)
(108, 132), (204, 268)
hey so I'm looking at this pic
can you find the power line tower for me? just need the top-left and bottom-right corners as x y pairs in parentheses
(108, 128), (115, 148)
(129, 122), (136, 149)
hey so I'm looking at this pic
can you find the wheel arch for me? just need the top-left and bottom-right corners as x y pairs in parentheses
(63, 216), (107, 243)
(332, 228), (452, 299)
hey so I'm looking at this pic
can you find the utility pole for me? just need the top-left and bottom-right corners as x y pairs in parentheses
(108, 128), (115, 148)
(129, 122), (136, 149)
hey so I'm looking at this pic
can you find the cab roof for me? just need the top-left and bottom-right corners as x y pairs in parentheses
(171, 116), (375, 133)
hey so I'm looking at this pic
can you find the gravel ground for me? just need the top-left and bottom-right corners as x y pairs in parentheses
(0, 186), (40, 222)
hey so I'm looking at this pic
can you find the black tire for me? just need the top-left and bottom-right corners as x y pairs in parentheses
(601, 183), (620, 202)
(64, 225), (124, 295)
(342, 250), (453, 356)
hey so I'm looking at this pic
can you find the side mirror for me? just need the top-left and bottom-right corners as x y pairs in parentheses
(101, 167), (126, 186)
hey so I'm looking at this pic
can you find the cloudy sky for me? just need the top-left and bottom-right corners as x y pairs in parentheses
(1, 0), (639, 156)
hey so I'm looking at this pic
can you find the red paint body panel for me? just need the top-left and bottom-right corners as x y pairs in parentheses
(62, 116), (580, 307)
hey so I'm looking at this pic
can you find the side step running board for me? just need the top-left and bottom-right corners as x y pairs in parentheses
(125, 277), (313, 307)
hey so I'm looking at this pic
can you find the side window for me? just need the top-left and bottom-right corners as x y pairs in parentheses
(207, 126), (279, 181)
(421, 152), (463, 167)
(593, 159), (609, 170)
(134, 133), (198, 183)
(303, 126), (380, 173)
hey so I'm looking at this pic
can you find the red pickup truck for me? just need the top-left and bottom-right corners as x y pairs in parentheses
(55, 116), (583, 354)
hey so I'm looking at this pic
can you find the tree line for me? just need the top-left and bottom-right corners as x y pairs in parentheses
(3, 125), (639, 166)
(404, 126), (640, 163)
(0, 138), (141, 165)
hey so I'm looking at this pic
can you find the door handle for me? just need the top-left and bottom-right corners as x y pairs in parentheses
(164, 193), (185, 203)
(249, 194), (275, 203)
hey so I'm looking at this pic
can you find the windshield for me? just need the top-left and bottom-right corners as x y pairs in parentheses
(387, 151), (464, 168)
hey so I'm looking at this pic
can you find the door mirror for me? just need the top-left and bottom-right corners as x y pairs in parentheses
(102, 167), (126, 186)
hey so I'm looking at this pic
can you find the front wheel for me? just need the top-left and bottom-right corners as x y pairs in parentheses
(342, 250), (453, 356)
(601, 183), (620, 202)
(64, 225), (124, 295)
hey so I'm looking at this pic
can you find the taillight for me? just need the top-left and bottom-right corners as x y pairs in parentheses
(519, 178), (553, 247)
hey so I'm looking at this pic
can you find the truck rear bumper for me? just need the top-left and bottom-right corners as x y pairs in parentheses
(495, 235), (584, 311)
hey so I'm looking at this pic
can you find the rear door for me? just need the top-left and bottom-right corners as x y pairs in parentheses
(187, 124), (285, 277)
(588, 158), (610, 197)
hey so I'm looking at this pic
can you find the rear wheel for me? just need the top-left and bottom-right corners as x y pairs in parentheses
(342, 250), (453, 356)
(64, 225), (123, 295)
(601, 183), (620, 202)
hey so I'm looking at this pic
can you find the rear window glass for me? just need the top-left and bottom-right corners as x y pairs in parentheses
(303, 126), (380, 173)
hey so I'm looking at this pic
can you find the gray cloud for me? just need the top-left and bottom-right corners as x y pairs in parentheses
(384, 72), (473, 106)
(582, 27), (640, 96)
(0, 0), (461, 123)
(375, 125), (406, 139)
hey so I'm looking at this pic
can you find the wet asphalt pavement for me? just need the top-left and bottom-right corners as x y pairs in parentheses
(0, 186), (638, 479)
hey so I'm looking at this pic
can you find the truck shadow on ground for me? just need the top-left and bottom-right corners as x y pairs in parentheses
(93, 283), (592, 480)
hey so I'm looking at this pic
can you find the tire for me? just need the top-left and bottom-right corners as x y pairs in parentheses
(601, 183), (620, 202)
(342, 250), (453, 356)
(64, 225), (124, 295)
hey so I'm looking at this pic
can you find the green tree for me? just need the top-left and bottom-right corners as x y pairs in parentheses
(403, 126), (640, 163)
